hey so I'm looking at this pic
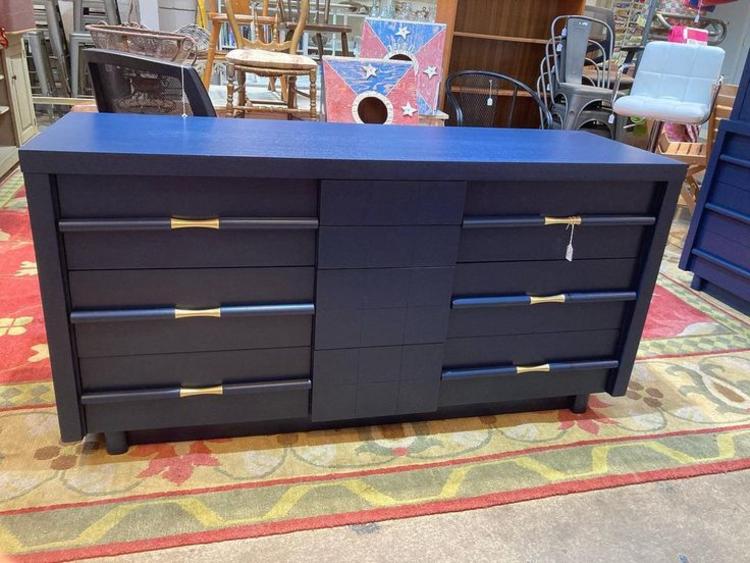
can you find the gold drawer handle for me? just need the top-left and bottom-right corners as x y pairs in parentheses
(544, 216), (581, 226)
(170, 217), (220, 230)
(529, 294), (566, 305)
(179, 385), (224, 398)
(515, 364), (551, 375)
(174, 307), (222, 319)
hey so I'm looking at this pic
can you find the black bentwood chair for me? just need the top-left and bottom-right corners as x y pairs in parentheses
(445, 70), (553, 129)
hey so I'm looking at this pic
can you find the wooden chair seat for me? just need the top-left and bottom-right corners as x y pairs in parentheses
(226, 48), (318, 71)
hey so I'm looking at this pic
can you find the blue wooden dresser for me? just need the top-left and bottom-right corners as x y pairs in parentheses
(680, 50), (750, 313)
(20, 113), (685, 453)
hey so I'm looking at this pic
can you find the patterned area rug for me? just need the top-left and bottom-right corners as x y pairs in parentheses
(1, 170), (749, 562)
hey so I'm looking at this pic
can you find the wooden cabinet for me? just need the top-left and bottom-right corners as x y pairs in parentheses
(21, 114), (685, 454)
(0, 32), (37, 177)
(436, 0), (585, 125)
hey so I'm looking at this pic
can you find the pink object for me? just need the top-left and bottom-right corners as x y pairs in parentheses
(322, 57), (419, 126)
(668, 25), (710, 45)
(0, 0), (35, 33)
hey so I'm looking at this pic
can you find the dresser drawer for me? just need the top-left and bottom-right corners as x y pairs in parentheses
(320, 180), (465, 225)
(71, 304), (314, 358)
(318, 226), (461, 269)
(453, 259), (639, 295)
(79, 347), (311, 391)
(448, 292), (634, 338)
(315, 306), (450, 349)
(439, 360), (616, 407)
(443, 329), (621, 367)
(712, 163), (750, 217)
(316, 267), (455, 310)
(57, 175), (318, 218)
(464, 180), (659, 216)
(696, 210), (750, 271)
(312, 344), (444, 421)
(82, 379), (311, 432)
(691, 251), (750, 302)
(459, 216), (652, 263)
(69, 267), (314, 309)
(62, 221), (317, 270)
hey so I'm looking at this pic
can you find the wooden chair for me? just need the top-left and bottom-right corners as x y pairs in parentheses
(657, 83), (738, 213)
(278, 0), (351, 61)
(224, 0), (318, 119)
(202, 0), (274, 87)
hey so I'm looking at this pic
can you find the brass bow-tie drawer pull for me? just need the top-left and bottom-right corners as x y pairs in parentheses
(543, 216), (582, 226)
(174, 307), (222, 319)
(170, 217), (220, 230)
(515, 364), (552, 375)
(529, 294), (566, 305)
(179, 385), (224, 398)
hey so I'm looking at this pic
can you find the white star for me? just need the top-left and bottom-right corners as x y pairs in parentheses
(423, 65), (438, 79)
(362, 64), (378, 79)
(395, 26), (411, 39)
(402, 102), (417, 117)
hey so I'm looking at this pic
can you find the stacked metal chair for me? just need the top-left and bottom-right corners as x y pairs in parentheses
(537, 15), (618, 137)
(25, 0), (120, 101)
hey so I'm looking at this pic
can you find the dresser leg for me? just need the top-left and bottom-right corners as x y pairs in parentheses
(571, 394), (589, 414)
(104, 431), (129, 455)
(690, 275), (705, 291)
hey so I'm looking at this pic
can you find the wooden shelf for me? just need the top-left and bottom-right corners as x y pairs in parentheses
(436, 0), (587, 126)
(453, 31), (548, 45)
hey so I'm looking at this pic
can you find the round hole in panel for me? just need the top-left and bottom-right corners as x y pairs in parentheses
(351, 91), (394, 125)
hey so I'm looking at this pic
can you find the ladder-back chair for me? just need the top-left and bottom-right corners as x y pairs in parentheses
(224, 0), (318, 119)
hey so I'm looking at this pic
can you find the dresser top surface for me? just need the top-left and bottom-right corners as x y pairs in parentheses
(20, 113), (684, 180)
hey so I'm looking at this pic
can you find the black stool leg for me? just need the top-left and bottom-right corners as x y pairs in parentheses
(104, 431), (128, 455)
(571, 394), (589, 414)
(690, 275), (705, 291)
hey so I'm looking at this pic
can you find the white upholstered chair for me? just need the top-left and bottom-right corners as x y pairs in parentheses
(613, 41), (725, 151)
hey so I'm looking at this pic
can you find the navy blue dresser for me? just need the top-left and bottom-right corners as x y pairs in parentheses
(680, 51), (750, 312)
(20, 113), (685, 453)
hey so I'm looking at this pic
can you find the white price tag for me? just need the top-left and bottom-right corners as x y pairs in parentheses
(565, 224), (576, 262)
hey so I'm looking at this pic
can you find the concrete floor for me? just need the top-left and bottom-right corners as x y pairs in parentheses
(99, 469), (750, 563)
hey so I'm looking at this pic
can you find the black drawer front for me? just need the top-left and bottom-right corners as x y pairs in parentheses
(314, 266), (455, 350)
(692, 253), (750, 302)
(712, 163), (750, 217)
(439, 368), (611, 407)
(448, 301), (629, 338)
(318, 226), (461, 269)
(316, 267), (454, 310)
(443, 329), (621, 367)
(57, 175), (318, 218)
(320, 180), (466, 225)
(315, 307), (450, 349)
(696, 211), (750, 271)
(83, 380), (311, 432)
(63, 230), (316, 270)
(79, 347), (311, 391)
(312, 344), (444, 421)
(74, 315), (313, 357)
(458, 225), (647, 262)
(464, 181), (658, 216)
(69, 267), (315, 309)
(453, 259), (638, 295)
